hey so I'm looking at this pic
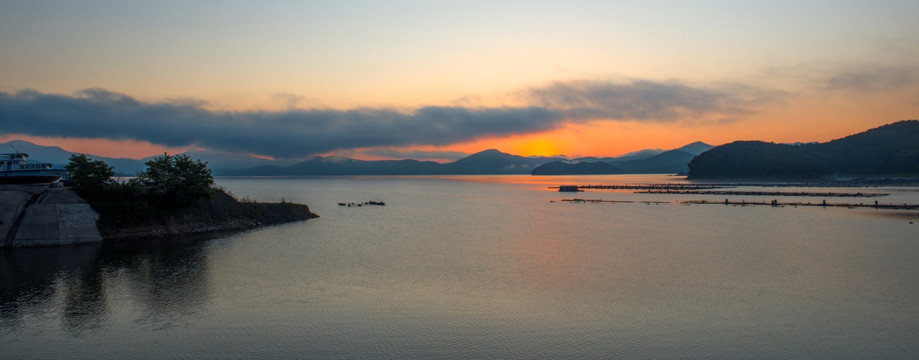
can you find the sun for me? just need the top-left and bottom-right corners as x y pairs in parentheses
(519, 139), (562, 157)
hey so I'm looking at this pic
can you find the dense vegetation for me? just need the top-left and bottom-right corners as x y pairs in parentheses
(688, 120), (919, 179)
(66, 154), (117, 187)
(67, 154), (316, 239)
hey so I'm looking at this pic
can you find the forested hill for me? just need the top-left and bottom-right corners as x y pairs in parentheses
(687, 120), (919, 179)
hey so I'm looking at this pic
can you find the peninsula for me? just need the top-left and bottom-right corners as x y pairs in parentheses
(1, 154), (317, 247)
(93, 186), (318, 242)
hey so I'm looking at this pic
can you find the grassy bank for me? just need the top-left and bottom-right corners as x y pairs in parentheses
(74, 186), (318, 241)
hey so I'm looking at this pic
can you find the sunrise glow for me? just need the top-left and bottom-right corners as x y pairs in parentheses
(1, 1), (916, 160)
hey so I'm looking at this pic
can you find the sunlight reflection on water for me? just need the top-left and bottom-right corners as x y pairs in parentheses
(2, 175), (918, 359)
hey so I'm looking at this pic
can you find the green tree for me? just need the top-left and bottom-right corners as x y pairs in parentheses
(135, 154), (214, 207)
(66, 154), (115, 188)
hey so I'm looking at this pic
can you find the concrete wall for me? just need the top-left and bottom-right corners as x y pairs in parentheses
(0, 190), (32, 246)
(1, 185), (102, 247)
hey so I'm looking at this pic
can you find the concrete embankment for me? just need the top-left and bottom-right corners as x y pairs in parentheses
(1, 184), (102, 247)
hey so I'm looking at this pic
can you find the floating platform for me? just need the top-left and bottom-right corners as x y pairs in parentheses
(555, 198), (919, 211)
(550, 184), (725, 191)
(560, 198), (669, 205)
(681, 199), (918, 210)
(635, 190), (888, 197)
(558, 185), (583, 192)
(339, 201), (386, 207)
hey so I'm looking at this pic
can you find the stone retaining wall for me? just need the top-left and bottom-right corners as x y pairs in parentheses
(1, 185), (102, 247)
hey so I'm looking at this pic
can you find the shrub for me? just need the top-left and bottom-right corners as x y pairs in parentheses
(66, 154), (115, 188)
(134, 154), (215, 207)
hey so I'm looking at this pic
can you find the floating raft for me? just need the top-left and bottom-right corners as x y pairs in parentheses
(338, 201), (386, 207)
(550, 180), (919, 191)
(549, 184), (727, 191)
(558, 185), (584, 192)
(681, 199), (918, 210)
(559, 198), (670, 204)
(556, 198), (919, 210)
(635, 190), (888, 197)
(550, 184), (888, 197)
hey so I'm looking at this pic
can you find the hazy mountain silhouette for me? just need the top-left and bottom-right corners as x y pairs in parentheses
(178, 150), (297, 174)
(674, 141), (716, 156)
(0, 140), (146, 175)
(0, 140), (285, 176)
(226, 143), (715, 176)
(227, 157), (443, 176)
(688, 120), (919, 179)
(609, 149), (698, 174)
(224, 149), (564, 176)
(5, 139), (715, 177)
(439, 149), (563, 174)
(532, 142), (713, 175)
(597, 149), (664, 162)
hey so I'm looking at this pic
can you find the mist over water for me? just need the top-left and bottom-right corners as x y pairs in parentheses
(2, 175), (918, 359)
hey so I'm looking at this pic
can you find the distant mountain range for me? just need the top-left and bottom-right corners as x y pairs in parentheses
(0, 140), (149, 175)
(531, 142), (714, 175)
(9, 120), (916, 179)
(224, 142), (713, 176)
(2, 139), (714, 176)
(223, 149), (561, 176)
(0, 140), (290, 176)
(688, 120), (919, 179)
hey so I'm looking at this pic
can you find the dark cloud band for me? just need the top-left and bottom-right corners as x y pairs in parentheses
(0, 80), (775, 158)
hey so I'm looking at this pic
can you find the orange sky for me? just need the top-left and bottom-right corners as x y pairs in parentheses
(2, 94), (915, 162)
(1, 2), (917, 161)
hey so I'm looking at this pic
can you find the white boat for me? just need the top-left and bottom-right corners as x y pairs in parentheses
(0, 152), (67, 184)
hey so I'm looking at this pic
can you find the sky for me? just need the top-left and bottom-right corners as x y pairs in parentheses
(1, 0), (917, 161)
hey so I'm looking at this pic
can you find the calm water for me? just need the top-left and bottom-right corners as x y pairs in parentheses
(2, 175), (918, 359)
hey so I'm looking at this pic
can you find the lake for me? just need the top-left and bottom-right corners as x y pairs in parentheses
(2, 175), (918, 359)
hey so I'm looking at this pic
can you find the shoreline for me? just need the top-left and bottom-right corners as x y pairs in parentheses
(1, 184), (318, 247)
(94, 189), (318, 242)
(684, 177), (919, 187)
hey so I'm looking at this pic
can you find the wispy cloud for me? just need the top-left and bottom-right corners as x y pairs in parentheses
(0, 88), (559, 158)
(270, 92), (305, 109)
(822, 65), (918, 93)
(525, 79), (784, 122)
(0, 80), (780, 158)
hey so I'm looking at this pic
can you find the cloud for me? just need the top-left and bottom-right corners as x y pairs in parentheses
(0, 88), (560, 158)
(525, 79), (783, 122)
(270, 92), (305, 108)
(822, 65), (918, 93)
(0, 80), (778, 158)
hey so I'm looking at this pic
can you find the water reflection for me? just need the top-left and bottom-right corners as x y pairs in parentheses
(1, 245), (102, 331)
(3, 176), (919, 359)
(0, 237), (213, 335)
